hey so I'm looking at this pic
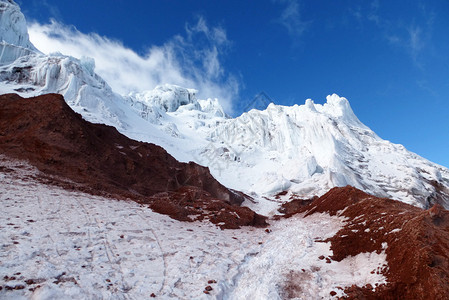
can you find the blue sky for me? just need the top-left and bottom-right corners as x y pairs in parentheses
(20, 0), (449, 167)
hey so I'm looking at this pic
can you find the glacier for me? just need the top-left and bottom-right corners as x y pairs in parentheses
(0, 0), (448, 215)
(0, 0), (38, 64)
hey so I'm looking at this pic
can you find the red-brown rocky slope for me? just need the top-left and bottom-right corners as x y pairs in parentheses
(292, 186), (449, 299)
(0, 93), (266, 229)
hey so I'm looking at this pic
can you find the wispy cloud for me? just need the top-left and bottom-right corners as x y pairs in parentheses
(274, 0), (309, 39)
(417, 79), (439, 100)
(408, 26), (424, 61)
(348, 0), (382, 29)
(385, 23), (431, 67)
(367, 1), (380, 26)
(349, 1), (433, 66)
(28, 17), (239, 113)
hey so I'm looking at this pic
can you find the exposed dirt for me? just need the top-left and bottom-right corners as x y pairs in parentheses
(0, 93), (266, 229)
(276, 193), (317, 216)
(291, 186), (449, 299)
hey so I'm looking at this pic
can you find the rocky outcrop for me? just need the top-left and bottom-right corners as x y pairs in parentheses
(0, 93), (266, 228)
(294, 186), (449, 299)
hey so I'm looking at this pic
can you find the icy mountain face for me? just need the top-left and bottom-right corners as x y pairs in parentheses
(0, 0), (38, 64)
(0, 49), (227, 153)
(205, 95), (449, 210)
(0, 0), (448, 214)
(0, 53), (134, 129)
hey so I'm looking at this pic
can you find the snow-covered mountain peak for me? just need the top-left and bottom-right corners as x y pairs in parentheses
(322, 94), (365, 126)
(244, 94), (363, 128)
(203, 96), (448, 211)
(300, 94), (366, 128)
(0, 0), (38, 64)
(304, 98), (318, 111)
(2, 3), (449, 298)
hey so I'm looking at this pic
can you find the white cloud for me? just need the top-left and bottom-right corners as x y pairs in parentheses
(408, 26), (424, 61)
(350, 1), (433, 66)
(274, 0), (309, 39)
(28, 17), (239, 113)
(385, 24), (428, 66)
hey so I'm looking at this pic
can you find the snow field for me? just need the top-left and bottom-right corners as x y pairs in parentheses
(0, 158), (387, 299)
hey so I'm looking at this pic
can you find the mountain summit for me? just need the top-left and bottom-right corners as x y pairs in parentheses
(206, 94), (449, 211)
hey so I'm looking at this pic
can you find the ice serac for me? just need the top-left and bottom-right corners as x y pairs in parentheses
(0, 0), (38, 64)
(128, 84), (199, 112)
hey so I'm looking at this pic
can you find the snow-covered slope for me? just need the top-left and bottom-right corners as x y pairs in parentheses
(0, 157), (387, 299)
(0, 0), (448, 215)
